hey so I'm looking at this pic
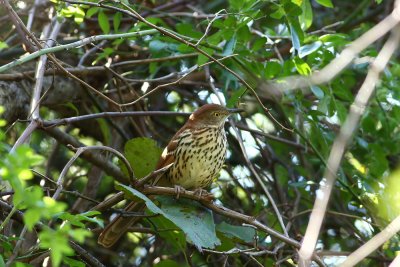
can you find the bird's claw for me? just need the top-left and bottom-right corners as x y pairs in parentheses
(193, 188), (215, 202)
(174, 185), (185, 199)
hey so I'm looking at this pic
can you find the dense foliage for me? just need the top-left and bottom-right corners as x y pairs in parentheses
(1, 0), (400, 266)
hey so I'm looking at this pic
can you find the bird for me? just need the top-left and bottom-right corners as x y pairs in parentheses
(98, 104), (242, 247)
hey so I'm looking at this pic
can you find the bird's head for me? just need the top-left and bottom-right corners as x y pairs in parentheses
(188, 104), (242, 128)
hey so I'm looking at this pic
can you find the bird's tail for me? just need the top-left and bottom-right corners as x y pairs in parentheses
(98, 201), (145, 248)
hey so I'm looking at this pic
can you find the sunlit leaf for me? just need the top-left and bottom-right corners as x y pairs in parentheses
(293, 57), (311, 76)
(316, 0), (334, 8)
(39, 228), (74, 267)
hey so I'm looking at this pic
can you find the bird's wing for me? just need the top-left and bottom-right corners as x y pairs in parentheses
(152, 127), (191, 185)
(155, 127), (191, 170)
(156, 138), (178, 170)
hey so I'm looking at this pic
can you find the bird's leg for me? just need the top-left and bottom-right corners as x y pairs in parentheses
(193, 188), (215, 202)
(174, 185), (185, 199)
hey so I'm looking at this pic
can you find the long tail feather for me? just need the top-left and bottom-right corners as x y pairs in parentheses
(98, 202), (145, 247)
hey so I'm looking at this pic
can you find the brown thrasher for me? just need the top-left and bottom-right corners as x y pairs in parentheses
(98, 104), (241, 247)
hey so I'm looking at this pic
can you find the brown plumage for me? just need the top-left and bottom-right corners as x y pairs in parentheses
(98, 104), (241, 247)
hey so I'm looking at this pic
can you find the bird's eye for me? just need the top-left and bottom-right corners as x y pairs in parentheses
(214, 112), (220, 117)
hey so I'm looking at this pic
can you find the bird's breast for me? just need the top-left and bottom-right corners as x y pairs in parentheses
(167, 127), (227, 189)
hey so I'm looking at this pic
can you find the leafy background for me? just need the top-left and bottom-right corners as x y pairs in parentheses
(1, 0), (400, 266)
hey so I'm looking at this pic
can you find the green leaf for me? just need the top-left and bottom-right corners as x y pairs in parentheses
(332, 83), (354, 101)
(317, 95), (331, 115)
(222, 35), (237, 56)
(300, 0), (313, 30)
(149, 40), (168, 52)
(176, 23), (203, 39)
(58, 211), (104, 228)
(265, 60), (282, 79)
(270, 6), (285, 19)
(229, 0), (243, 11)
(227, 87), (246, 108)
(293, 57), (311, 76)
(150, 216), (186, 253)
(13, 263), (33, 267)
(123, 137), (162, 178)
(149, 40), (179, 55)
(252, 37), (267, 51)
(63, 257), (85, 267)
(154, 259), (181, 267)
(73, 7), (85, 24)
(197, 48), (214, 66)
(24, 209), (42, 230)
(157, 196), (221, 250)
(39, 228), (74, 267)
(319, 34), (347, 45)
(113, 12), (122, 32)
(62, 102), (79, 116)
(316, 0), (334, 8)
(98, 11), (110, 34)
(0, 235), (14, 254)
(308, 109), (326, 118)
(22, 191), (67, 230)
(59, 6), (77, 17)
(216, 222), (256, 243)
(336, 101), (347, 123)
(68, 228), (92, 243)
(177, 44), (195, 53)
(93, 47), (114, 64)
(368, 144), (389, 177)
(116, 184), (220, 250)
(97, 118), (110, 145)
(236, 25), (251, 42)
(289, 23), (301, 52)
(299, 41), (322, 58)
(310, 85), (324, 99)
(86, 7), (98, 18)
(0, 41), (9, 51)
(116, 183), (163, 213)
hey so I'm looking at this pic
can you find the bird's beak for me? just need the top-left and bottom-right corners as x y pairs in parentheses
(227, 108), (243, 114)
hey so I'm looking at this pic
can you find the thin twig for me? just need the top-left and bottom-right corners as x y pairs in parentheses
(195, 9), (226, 46)
(235, 124), (306, 150)
(119, 54), (237, 107)
(0, 29), (159, 73)
(0, 53), (198, 80)
(40, 111), (190, 128)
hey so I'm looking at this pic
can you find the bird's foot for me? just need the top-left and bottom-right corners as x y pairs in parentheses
(174, 185), (185, 200)
(193, 188), (215, 202)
